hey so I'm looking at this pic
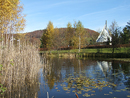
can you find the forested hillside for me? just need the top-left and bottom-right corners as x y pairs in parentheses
(24, 28), (99, 48)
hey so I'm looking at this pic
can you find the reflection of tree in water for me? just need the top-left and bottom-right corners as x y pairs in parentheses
(97, 61), (123, 85)
(43, 58), (103, 90)
(42, 57), (130, 92)
(42, 57), (63, 89)
(97, 61), (130, 91)
(121, 63), (130, 90)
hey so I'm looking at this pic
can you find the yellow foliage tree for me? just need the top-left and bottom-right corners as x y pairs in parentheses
(40, 21), (54, 50)
(65, 22), (74, 47)
(53, 27), (60, 49)
(46, 21), (54, 49)
(14, 33), (26, 46)
(75, 21), (85, 52)
(0, 0), (25, 46)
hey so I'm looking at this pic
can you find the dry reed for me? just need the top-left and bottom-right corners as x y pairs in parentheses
(0, 44), (42, 98)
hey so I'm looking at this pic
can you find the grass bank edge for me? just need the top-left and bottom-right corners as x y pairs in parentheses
(39, 47), (130, 54)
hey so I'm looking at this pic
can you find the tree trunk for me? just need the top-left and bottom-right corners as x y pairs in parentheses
(79, 35), (81, 52)
(112, 46), (115, 54)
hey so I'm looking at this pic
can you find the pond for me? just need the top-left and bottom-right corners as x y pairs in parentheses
(1, 57), (130, 98)
(38, 57), (130, 98)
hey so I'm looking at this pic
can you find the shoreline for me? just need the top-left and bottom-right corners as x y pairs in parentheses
(40, 52), (130, 62)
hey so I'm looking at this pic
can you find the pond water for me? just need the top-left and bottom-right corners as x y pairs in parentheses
(38, 57), (130, 98)
(1, 57), (130, 98)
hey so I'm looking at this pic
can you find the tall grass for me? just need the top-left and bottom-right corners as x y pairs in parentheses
(0, 44), (42, 98)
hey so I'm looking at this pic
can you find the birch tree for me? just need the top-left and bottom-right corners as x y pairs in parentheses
(76, 21), (85, 52)
(109, 20), (120, 53)
(0, 0), (25, 46)
(65, 22), (74, 46)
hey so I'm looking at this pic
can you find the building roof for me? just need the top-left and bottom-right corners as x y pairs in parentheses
(96, 21), (112, 43)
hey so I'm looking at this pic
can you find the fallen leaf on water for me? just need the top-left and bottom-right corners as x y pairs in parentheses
(77, 91), (82, 94)
(91, 94), (95, 96)
(72, 90), (76, 93)
(109, 92), (113, 94)
(121, 89), (126, 91)
(55, 87), (58, 89)
(115, 90), (121, 92)
(91, 91), (95, 93)
(63, 87), (68, 91)
(83, 93), (91, 97)
(104, 94), (109, 95)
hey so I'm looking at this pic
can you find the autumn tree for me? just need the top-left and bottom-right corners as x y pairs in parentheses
(75, 21), (85, 52)
(40, 21), (54, 50)
(65, 22), (74, 47)
(14, 33), (27, 47)
(0, 0), (25, 46)
(53, 28), (61, 49)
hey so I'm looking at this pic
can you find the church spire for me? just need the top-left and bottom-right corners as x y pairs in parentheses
(105, 20), (107, 30)
(96, 20), (112, 43)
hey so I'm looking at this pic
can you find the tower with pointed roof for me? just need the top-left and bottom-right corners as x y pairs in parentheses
(96, 21), (112, 44)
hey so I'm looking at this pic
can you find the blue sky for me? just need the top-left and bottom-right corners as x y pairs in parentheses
(20, 0), (130, 33)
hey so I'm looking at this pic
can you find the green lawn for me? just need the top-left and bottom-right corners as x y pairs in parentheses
(40, 47), (130, 54)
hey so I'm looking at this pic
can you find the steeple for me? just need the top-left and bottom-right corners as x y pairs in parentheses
(96, 20), (112, 43)
(105, 20), (107, 30)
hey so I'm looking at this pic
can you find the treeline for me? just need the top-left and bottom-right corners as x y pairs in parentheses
(40, 20), (130, 51)
(40, 21), (98, 52)
(109, 21), (130, 45)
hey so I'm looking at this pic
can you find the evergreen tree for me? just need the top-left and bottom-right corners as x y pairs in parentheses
(126, 21), (130, 32)
(120, 27), (130, 44)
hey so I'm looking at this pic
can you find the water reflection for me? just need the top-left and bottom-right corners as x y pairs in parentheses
(2, 57), (130, 98)
(97, 61), (112, 77)
(40, 57), (130, 98)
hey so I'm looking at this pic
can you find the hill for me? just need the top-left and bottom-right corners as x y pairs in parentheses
(24, 28), (99, 47)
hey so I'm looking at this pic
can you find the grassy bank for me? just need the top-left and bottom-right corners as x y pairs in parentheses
(40, 47), (130, 60)
(40, 47), (130, 54)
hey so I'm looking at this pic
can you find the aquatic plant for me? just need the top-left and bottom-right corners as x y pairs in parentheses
(55, 74), (117, 97)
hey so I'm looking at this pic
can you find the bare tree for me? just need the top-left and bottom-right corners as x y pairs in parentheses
(109, 20), (120, 53)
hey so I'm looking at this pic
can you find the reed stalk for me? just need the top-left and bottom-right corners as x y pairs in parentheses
(0, 43), (42, 98)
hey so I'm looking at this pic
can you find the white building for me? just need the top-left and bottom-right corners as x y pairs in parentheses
(96, 21), (112, 44)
